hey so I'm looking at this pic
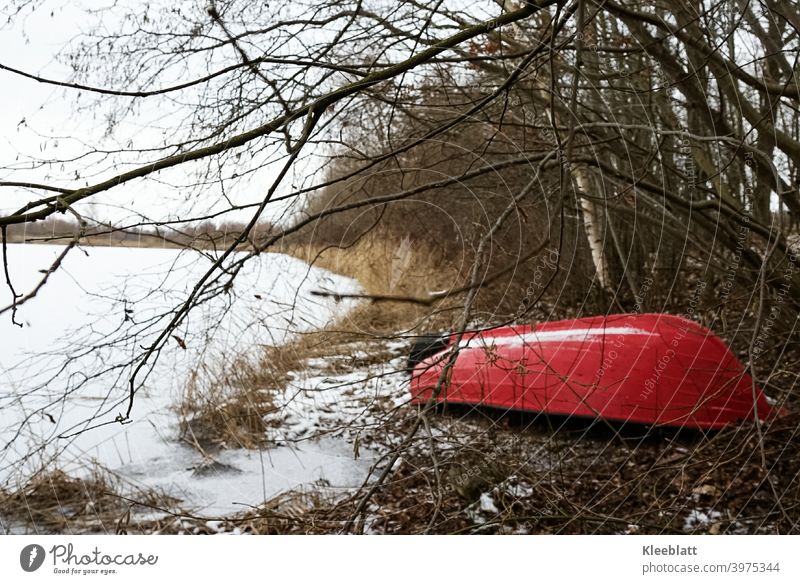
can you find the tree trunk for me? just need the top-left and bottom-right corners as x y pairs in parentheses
(575, 167), (611, 290)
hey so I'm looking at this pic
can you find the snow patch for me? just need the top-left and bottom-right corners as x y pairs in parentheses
(479, 493), (499, 514)
(683, 508), (722, 531)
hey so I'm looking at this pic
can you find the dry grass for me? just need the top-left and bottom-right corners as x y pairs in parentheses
(175, 228), (463, 455)
(176, 229), (460, 453)
(177, 347), (299, 450)
(151, 408), (800, 535)
(0, 467), (180, 533)
(176, 321), (406, 452)
(278, 230), (463, 333)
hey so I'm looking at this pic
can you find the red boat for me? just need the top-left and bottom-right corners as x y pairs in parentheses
(408, 313), (775, 429)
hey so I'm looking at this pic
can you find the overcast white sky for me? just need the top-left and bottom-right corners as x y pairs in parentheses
(1, 4), (109, 211)
(0, 1), (307, 228)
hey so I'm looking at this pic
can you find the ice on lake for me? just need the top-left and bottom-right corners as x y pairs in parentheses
(0, 243), (372, 519)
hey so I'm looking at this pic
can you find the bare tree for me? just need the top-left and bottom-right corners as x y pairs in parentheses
(1, 0), (800, 534)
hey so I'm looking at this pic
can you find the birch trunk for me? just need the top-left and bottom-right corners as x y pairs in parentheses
(575, 167), (611, 290)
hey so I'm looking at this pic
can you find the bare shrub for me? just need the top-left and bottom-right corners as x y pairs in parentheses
(177, 349), (297, 450)
(0, 467), (180, 534)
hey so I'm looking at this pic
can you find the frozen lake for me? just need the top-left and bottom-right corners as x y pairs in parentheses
(0, 243), (372, 520)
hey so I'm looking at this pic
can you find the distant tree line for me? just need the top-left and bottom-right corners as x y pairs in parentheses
(6, 217), (275, 250)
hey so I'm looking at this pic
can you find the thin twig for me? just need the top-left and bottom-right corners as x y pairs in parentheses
(0, 226), (22, 327)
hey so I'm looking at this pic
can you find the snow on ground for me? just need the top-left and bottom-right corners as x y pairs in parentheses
(0, 243), (386, 527)
(463, 474), (540, 530)
(683, 508), (723, 532)
(263, 345), (410, 447)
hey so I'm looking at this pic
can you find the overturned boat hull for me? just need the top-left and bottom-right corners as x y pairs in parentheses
(408, 313), (773, 429)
